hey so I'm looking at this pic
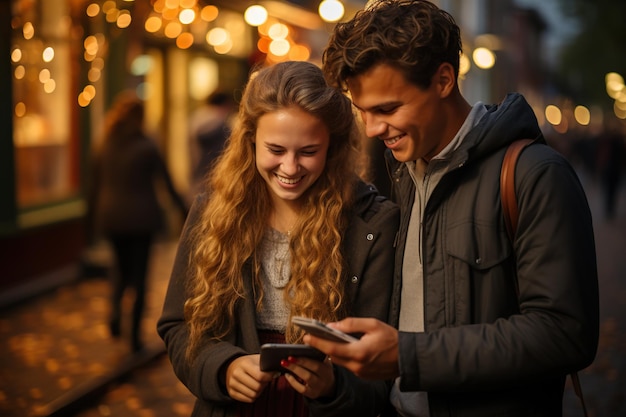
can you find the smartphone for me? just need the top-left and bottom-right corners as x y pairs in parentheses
(291, 316), (359, 343)
(259, 343), (326, 372)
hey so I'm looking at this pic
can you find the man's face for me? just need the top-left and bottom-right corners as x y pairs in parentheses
(347, 63), (447, 162)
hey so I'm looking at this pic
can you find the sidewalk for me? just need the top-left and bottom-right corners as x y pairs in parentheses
(0, 238), (189, 417)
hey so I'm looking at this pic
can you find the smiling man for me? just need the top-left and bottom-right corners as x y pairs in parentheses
(303, 1), (600, 417)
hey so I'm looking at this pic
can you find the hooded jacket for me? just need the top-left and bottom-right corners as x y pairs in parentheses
(157, 180), (400, 417)
(387, 93), (599, 416)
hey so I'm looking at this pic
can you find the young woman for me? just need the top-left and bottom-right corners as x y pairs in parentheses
(157, 61), (399, 417)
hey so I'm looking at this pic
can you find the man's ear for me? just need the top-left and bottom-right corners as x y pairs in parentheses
(434, 63), (456, 98)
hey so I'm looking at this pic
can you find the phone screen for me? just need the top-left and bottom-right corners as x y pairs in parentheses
(291, 316), (358, 343)
(259, 343), (325, 372)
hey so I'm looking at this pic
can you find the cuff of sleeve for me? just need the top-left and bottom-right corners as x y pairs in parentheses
(398, 331), (421, 391)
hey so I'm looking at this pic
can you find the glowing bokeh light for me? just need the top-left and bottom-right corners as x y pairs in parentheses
(176, 32), (194, 49)
(117, 11), (132, 28)
(319, 0), (344, 23)
(23, 22), (34, 39)
(269, 39), (290, 56)
(268, 23), (289, 40)
(14, 65), (25, 79)
(207, 27), (229, 46)
(244, 5), (268, 26)
(164, 21), (183, 38)
(39, 69), (51, 83)
(11, 48), (22, 62)
(200, 5), (219, 22)
(86, 3), (100, 17)
(145, 16), (162, 33)
(545, 105), (562, 126)
(473, 47), (495, 69)
(179, 9), (195, 25)
(42, 47), (55, 62)
(574, 105), (591, 126)
(15, 102), (26, 117)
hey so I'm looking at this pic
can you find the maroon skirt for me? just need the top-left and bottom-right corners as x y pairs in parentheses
(236, 331), (308, 417)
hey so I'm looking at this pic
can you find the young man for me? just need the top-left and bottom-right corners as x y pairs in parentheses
(303, 1), (599, 416)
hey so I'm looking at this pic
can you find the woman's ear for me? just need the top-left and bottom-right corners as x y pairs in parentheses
(435, 63), (456, 98)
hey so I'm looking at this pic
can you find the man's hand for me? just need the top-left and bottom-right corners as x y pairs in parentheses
(303, 317), (400, 380)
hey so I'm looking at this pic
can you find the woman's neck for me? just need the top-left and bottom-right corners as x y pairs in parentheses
(269, 200), (300, 236)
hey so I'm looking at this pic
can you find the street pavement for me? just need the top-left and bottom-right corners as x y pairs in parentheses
(0, 172), (624, 417)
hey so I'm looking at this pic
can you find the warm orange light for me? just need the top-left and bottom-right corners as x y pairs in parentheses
(545, 105), (562, 126)
(86, 3), (100, 17)
(574, 105), (591, 126)
(176, 32), (194, 49)
(288, 44), (310, 61)
(164, 21), (182, 38)
(117, 11), (132, 28)
(200, 5), (219, 22)
(257, 37), (270, 53)
(145, 16), (162, 33)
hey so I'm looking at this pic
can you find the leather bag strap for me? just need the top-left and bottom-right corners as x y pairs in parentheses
(500, 138), (534, 241)
(500, 138), (589, 417)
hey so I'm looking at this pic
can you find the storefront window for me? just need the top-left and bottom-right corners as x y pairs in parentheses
(11, 0), (77, 208)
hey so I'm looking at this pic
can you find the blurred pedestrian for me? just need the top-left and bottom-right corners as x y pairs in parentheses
(596, 118), (625, 220)
(188, 90), (236, 198)
(304, 1), (600, 416)
(157, 61), (399, 416)
(90, 91), (188, 353)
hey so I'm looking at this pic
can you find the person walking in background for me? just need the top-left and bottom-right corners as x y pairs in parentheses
(90, 91), (188, 353)
(188, 90), (236, 199)
(596, 117), (625, 220)
(304, 1), (600, 416)
(157, 61), (400, 416)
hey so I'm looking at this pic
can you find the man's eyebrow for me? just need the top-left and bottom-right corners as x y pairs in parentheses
(352, 101), (401, 112)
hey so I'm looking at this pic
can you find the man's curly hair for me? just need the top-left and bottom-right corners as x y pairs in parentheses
(323, 0), (462, 91)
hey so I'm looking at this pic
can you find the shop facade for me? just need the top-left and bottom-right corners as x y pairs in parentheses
(0, 0), (337, 307)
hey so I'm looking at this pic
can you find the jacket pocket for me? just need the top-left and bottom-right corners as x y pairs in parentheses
(444, 221), (518, 323)
(446, 221), (511, 270)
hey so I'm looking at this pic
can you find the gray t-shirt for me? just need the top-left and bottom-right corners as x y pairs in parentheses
(392, 102), (487, 417)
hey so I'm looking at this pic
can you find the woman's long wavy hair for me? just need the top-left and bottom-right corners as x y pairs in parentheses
(184, 61), (365, 358)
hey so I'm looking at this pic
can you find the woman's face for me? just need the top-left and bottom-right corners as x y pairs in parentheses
(254, 106), (330, 206)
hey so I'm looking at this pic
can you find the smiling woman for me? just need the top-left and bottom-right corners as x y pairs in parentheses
(254, 106), (330, 214)
(157, 60), (400, 417)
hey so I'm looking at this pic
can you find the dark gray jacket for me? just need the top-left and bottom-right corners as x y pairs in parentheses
(388, 93), (599, 416)
(157, 181), (400, 417)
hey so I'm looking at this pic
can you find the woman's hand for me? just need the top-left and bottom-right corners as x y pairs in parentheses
(281, 355), (335, 399)
(225, 354), (277, 402)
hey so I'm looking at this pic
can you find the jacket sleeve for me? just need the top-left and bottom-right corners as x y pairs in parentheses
(398, 144), (599, 391)
(309, 196), (400, 417)
(156, 194), (247, 404)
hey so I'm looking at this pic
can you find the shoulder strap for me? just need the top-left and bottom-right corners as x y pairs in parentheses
(500, 138), (589, 417)
(500, 138), (534, 241)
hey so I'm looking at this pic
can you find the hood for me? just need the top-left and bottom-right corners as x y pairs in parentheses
(352, 179), (386, 218)
(460, 93), (544, 162)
